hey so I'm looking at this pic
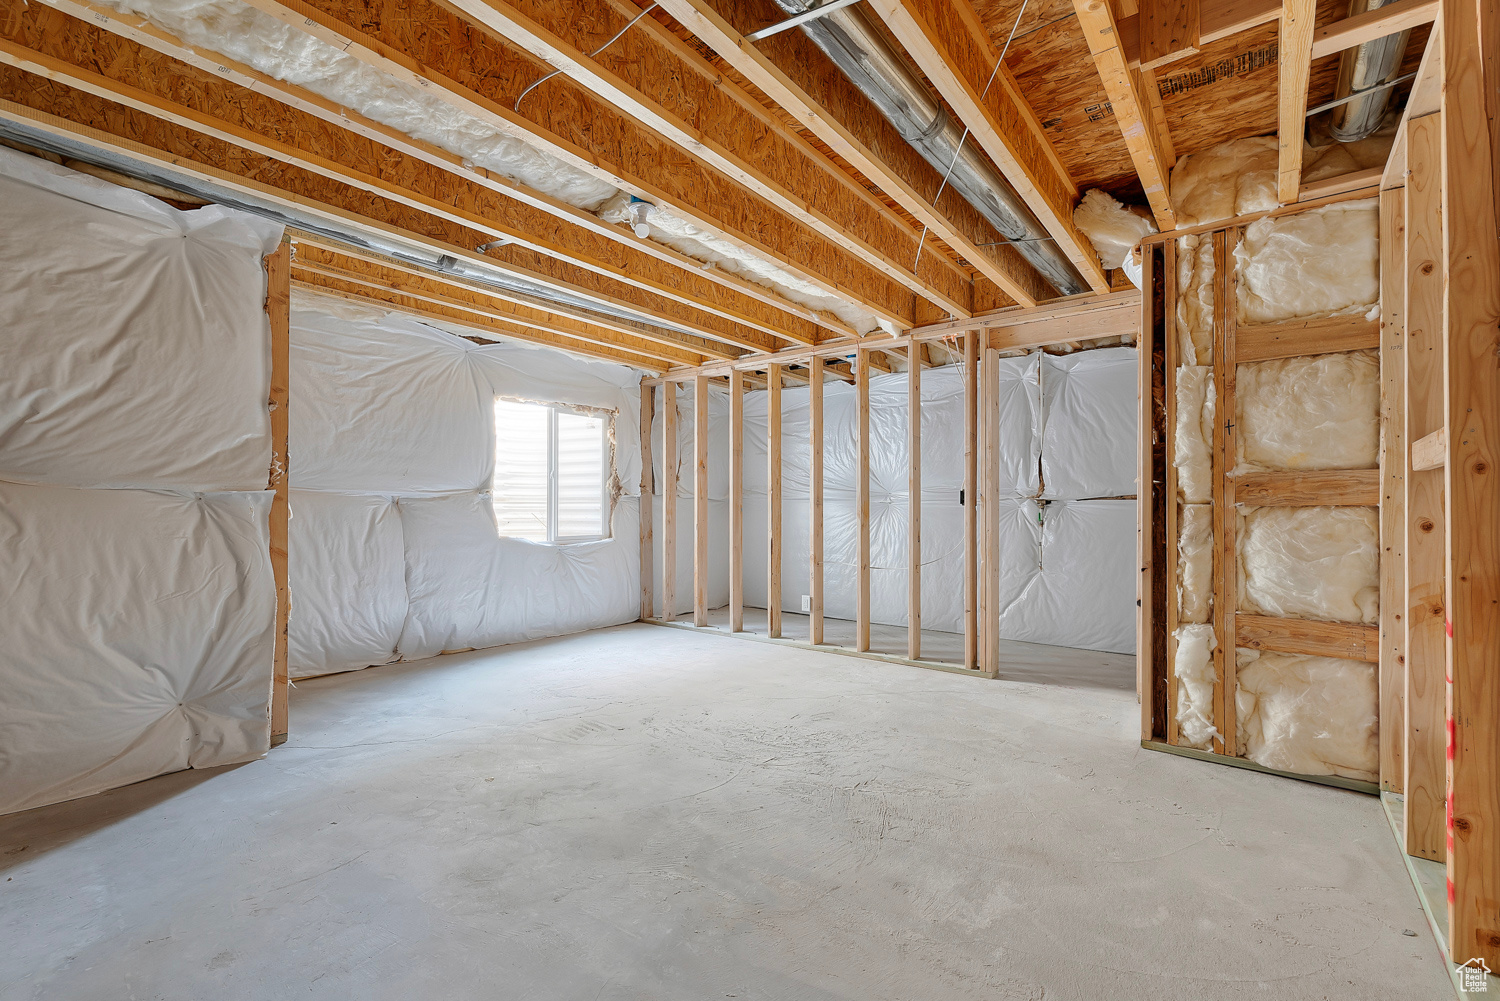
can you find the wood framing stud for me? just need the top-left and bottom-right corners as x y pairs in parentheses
(265, 242), (290, 746)
(855, 348), (872, 653)
(694, 374), (709, 628)
(963, 330), (979, 670)
(662, 382), (678, 624)
(1379, 183), (1406, 794)
(768, 364), (783, 639)
(640, 377), (655, 621)
(1276, 0), (1317, 204)
(908, 342), (921, 661)
(729, 369), (744, 633)
(810, 353), (825, 646)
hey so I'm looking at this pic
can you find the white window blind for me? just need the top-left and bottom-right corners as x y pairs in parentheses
(491, 398), (609, 543)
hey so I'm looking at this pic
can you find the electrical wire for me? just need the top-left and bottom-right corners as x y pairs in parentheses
(514, 3), (660, 112)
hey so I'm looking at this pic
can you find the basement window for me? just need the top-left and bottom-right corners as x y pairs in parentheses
(492, 398), (609, 543)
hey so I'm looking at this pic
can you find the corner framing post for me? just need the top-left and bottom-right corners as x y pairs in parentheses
(640, 378), (654, 622)
(907, 339), (921, 661)
(1441, 0), (1500, 966)
(1378, 184), (1407, 793)
(694, 374), (709, 628)
(810, 354), (825, 645)
(768, 364), (783, 638)
(1138, 244), (1157, 739)
(855, 347), (872, 653)
(1210, 228), (1238, 758)
(662, 381), (677, 624)
(1406, 110), (1446, 861)
(963, 330), (979, 670)
(265, 241), (290, 746)
(729, 369), (744, 632)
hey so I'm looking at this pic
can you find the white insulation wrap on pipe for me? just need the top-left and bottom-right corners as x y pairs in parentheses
(1236, 350), (1380, 471)
(0, 147), (282, 489)
(0, 484), (276, 815)
(0, 148), (284, 816)
(1238, 506), (1380, 624)
(1235, 649), (1379, 782)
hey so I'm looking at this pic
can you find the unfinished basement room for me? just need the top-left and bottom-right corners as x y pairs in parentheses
(0, 0), (1497, 995)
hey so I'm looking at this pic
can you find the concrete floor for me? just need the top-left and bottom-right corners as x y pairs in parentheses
(0, 624), (1451, 1000)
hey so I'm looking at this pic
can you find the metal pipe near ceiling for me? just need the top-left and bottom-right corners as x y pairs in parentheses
(1327, 0), (1413, 142)
(769, 0), (1089, 296)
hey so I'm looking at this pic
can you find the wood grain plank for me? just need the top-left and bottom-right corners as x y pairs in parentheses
(1233, 469), (1381, 506)
(1236, 315), (1381, 362)
(1236, 614), (1381, 662)
(1379, 184), (1407, 793)
(265, 242), (290, 745)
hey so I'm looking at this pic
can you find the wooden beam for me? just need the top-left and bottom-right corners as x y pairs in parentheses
(767, 364), (783, 639)
(867, 0), (1114, 294)
(1232, 469), (1381, 506)
(694, 374), (710, 628)
(265, 242), (291, 746)
(729, 369), (744, 632)
(662, 382), (678, 623)
(1236, 315), (1381, 362)
(809, 353), (825, 646)
(1383, 21), (1443, 192)
(34, 0), (831, 346)
(1138, 241), (1158, 740)
(917, 289), (1141, 338)
(290, 245), (699, 367)
(1211, 229), (1237, 756)
(855, 348), (871, 653)
(981, 346), (1001, 677)
(1411, 427), (1447, 470)
(1161, 239), (1180, 745)
(1236, 615), (1380, 663)
(640, 378), (655, 622)
(963, 330), (979, 670)
(1441, 0), (1500, 965)
(255, 0), (960, 326)
(655, 0), (1053, 306)
(1118, 0), (1281, 68)
(1298, 167), (1384, 202)
(1139, 0), (1200, 69)
(1276, 0), (1317, 204)
(0, 13), (790, 356)
(1404, 110), (1446, 863)
(1071, 0), (1178, 229)
(291, 274), (672, 373)
(1311, 0), (1437, 59)
(907, 341), (921, 661)
(1379, 183), (1407, 794)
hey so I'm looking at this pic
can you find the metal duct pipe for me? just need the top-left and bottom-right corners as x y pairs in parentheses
(772, 0), (1089, 295)
(1328, 0), (1412, 141)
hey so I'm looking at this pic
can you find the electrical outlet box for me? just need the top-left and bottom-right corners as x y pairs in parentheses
(801, 594), (811, 612)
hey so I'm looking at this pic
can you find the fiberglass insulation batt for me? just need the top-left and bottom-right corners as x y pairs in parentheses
(1173, 624), (1219, 750)
(1238, 506), (1380, 624)
(1235, 199), (1379, 325)
(1235, 649), (1379, 782)
(0, 147), (284, 814)
(1236, 350), (1379, 470)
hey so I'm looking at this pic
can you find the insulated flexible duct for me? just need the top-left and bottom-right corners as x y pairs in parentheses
(1328, 0), (1412, 141)
(773, 0), (1089, 295)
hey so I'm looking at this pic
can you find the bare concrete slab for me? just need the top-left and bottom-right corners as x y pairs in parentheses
(0, 624), (1451, 1000)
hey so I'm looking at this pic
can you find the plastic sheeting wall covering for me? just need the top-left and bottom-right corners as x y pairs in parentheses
(1235, 649), (1379, 782)
(0, 148), (286, 815)
(739, 354), (1138, 654)
(1236, 350), (1379, 471)
(1238, 506), (1380, 624)
(1173, 624), (1219, 750)
(287, 294), (643, 677)
(94, 0), (885, 333)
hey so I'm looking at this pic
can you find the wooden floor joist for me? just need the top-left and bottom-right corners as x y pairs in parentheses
(240, 0), (954, 327)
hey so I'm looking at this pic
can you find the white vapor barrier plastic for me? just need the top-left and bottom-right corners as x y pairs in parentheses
(0, 483), (275, 815)
(1175, 235), (1216, 365)
(1235, 649), (1379, 781)
(397, 493), (639, 660)
(1073, 188), (1156, 285)
(290, 308), (494, 494)
(1237, 350), (1379, 471)
(1177, 503), (1213, 625)
(1235, 199), (1379, 325)
(996, 501), (1137, 653)
(1173, 624), (1219, 750)
(1238, 506), (1380, 624)
(287, 490), (407, 679)
(95, 0), (881, 333)
(1174, 367), (1216, 504)
(0, 146), (282, 490)
(1041, 348), (1138, 499)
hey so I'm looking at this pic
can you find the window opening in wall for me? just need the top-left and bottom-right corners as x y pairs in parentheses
(492, 398), (609, 543)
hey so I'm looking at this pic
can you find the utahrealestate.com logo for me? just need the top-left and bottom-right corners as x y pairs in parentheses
(1460, 958), (1492, 993)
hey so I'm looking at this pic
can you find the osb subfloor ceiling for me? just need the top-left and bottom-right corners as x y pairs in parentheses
(972, 0), (1430, 201)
